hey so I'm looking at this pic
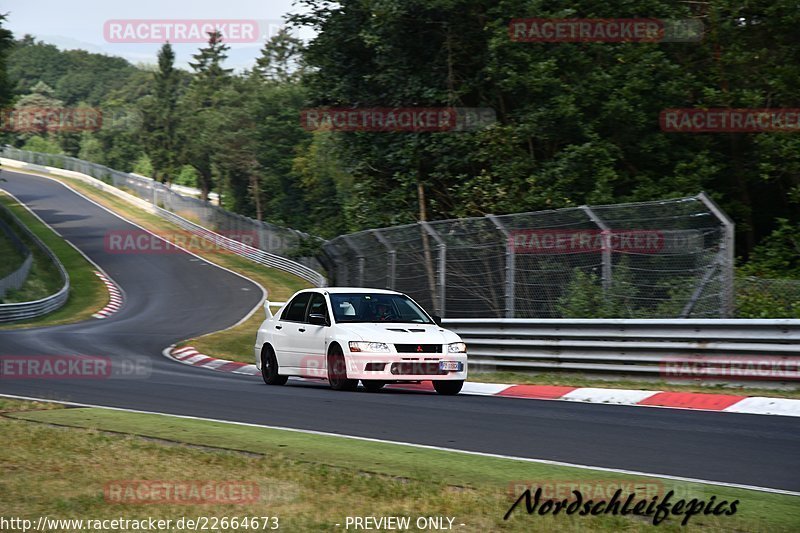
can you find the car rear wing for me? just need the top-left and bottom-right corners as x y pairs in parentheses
(263, 300), (286, 319)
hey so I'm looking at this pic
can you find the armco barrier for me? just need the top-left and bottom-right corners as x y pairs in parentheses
(443, 318), (800, 380)
(0, 217), (33, 298)
(0, 199), (69, 322)
(0, 156), (326, 287)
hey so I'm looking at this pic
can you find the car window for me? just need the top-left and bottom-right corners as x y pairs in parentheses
(329, 293), (432, 323)
(281, 293), (312, 322)
(306, 292), (329, 322)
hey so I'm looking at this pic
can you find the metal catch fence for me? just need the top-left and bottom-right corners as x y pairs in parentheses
(324, 194), (735, 318)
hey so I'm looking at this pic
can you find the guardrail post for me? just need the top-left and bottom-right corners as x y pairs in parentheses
(486, 214), (515, 318)
(420, 221), (446, 317)
(372, 229), (396, 290)
(681, 251), (722, 317)
(342, 235), (365, 286)
(697, 192), (735, 317)
(581, 205), (612, 292)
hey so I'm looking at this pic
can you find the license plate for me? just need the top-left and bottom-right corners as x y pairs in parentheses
(439, 361), (463, 372)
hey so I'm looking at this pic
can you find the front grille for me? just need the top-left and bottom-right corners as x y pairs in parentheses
(394, 344), (441, 354)
(390, 362), (444, 375)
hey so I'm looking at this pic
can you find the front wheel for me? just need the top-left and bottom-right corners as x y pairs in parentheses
(327, 347), (358, 391)
(261, 347), (288, 385)
(433, 380), (463, 395)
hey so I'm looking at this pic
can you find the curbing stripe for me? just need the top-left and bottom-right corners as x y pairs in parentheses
(161, 346), (800, 418)
(498, 384), (578, 399)
(638, 391), (747, 411)
(563, 387), (659, 405)
(91, 271), (124, 320)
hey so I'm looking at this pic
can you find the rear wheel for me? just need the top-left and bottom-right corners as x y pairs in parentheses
(261, 347), (288, 385)
(433, 380), (463, 395)
(362, 380), (386, 392)
(327, 346), (358, 391)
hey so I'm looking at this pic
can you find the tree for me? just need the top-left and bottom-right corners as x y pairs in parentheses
(290, 0), (799, 263)
(253, 28), (305, 83)
(179, 31), (233, 201)
(0, 13), (14, 109)
(142, 43), (180, 183)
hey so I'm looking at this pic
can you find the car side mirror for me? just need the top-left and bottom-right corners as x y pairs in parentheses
(308, 313), (329, 327)
(432, 315), (443, 326)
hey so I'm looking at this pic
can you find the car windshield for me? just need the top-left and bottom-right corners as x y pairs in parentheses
(329, 293), (433, 324)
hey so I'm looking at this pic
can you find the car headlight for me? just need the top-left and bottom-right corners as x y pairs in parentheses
(349, 341), (391, 352)
(447, 342), (467, 353)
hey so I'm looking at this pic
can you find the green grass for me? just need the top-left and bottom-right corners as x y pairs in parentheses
(0, 218), (25, 278)
(0, 191), (107, 327)
(2, 399), (797, 531)
(0, 198), (62, 303)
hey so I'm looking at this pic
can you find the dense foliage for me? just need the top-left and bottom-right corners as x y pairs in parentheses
(1, 2), (798, 270)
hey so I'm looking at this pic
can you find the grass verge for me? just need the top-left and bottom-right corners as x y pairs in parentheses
(0, 193), (62, 302)
(0, 217), (25, 278)
(0, 191), (107, 328)
(2, 398), (797, 532)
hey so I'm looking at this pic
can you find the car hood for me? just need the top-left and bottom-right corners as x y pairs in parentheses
(337, 323), (461, 345)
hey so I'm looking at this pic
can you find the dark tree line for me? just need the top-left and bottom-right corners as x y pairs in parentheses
(1, 3), (798, 276)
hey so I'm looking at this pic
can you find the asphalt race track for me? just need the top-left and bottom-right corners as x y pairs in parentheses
(1, 169), (799, 493)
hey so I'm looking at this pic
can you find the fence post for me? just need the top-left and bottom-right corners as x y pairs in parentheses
(486, 214), (516, 318)
(342, 235), (365, 286)
(697, 192), (735, 317)
(420, 221), (446, 317)
(581, 205), (612, 292)
(372, 229), (396, 290)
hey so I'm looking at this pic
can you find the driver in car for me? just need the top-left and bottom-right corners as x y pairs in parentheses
(373, 301), (395, 321)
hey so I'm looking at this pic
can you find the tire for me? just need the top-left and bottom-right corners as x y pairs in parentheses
(327, 346), (358, 391)
(362, 380), (386, 392)
(261, 346), (288, 385)
(433, 380), (463, 395)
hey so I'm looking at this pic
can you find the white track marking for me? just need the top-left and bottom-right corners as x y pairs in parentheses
(1, 392), (798, 497)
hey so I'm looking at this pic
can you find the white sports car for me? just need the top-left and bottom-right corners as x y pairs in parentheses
(254, 288), (468, 394)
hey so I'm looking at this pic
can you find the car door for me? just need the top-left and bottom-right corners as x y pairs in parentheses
(273, 292), (312, 370)
(297, 292), (331, 378)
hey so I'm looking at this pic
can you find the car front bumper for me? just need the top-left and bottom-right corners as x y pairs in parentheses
(343, 352), (468, 381)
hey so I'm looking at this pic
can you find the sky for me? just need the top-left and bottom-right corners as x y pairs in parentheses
(2, 0), (315, 70)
